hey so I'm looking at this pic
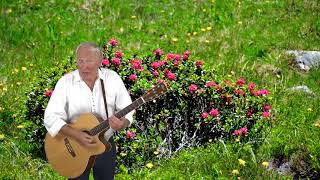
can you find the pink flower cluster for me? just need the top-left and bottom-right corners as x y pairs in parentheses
(45, 89), (53, 97)
(195, 60), (204, 68)
(183, 51), (190, 60)
(236, 77), (245, 87)
(130, 59), (143, 71)
(126, 130), (135, 139)
(232, 127), (248, 136)
(189, 84), (198, 93)
(154, 48), (163, 56)
(201, 108), (219, 119)
(164, 69), (176, 81)
(109, 39), (118, 47)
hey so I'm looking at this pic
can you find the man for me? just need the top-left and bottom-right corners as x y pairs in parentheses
(44, 42), (133, 180)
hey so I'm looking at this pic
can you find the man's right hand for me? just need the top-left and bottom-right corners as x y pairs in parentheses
(60, 124), (97, 148)
(75, 131), (97, 148)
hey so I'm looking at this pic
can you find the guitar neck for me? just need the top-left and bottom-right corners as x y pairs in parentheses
(89, 97), (145, 136)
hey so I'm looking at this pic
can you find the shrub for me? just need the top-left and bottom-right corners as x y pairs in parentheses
(22, 39), (272, 173)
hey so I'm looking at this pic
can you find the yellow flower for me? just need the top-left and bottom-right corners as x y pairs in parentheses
(17, 125), (24, 129)
(235, 137), (240, 142)
(238, 21), (243, 25)
(3, 87), (7, 92)
(0, 134), (4, 140)
(201, 28), (206, 32)
(14, 68), (19, 73)
(207, 27), (212, 31)
(120, 152), (126, 157)
(29, 63), (34, 67)
(0, 107), (3, 112)
(307, 108), (312, 112)
(146, 162), (154, 168)
(187, 33), (191, 36)
(238, 159), (246, 166)
(205, 40), (210, 43)
(171, 37), (178, 42)
(314, 120), (320, 128)
(22, 67), (27, 71)
(262, 161), (269, 168)
(16, 82), (21, 86)
(193, 32), (197, 36)
(6, 9), (12, 14)
(232, 169), (239, 175)
(12, 114), (17, 118)
(153, 150), (159, 155)
(131, 15), (137, 19)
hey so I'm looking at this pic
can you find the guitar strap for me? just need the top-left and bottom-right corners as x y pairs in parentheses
(100, 79), (109, 118)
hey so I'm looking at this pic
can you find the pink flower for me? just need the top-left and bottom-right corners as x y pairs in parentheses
(130, 59), (143, 71)
(112, 57), (121, 66)
(195, 60), (203, 68)
(126, 131), (135, 139)
(151, 61), (161, 69)
(215, 84), (221, 91)
(115, 50), (123, 58)
(206, 81), (216, 88)
(129, 74), (137, 81)
(173, 60), (180, 66)
(232, 130), (241, 136)
(102, 59), (110, 66)
(263, 105), (272, 111)
(260, 89), (270, 96)
(152, 71), (159, 77)
(174, 54), (181, 61)
(248, 82), (256, 90)
(235, 89), (245, 96)
(232, 127), (249, 136)
(183, 50), (190, 60)
(262, 111), (270, 118)
(45, 89), (53, 97)
(166, 53), (175, 60)
(189, 84), (198, 93)
(240, 127), (248, 135)
(210, 108), (219, 117)
(109, 39), (118, 47)
(154, 48), (163, 56)
(166, 72), (176, 81)
(201, 112), (209, 119)
(236, 77), (245, 87)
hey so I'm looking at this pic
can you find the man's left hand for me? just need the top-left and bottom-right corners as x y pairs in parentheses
(108, 116), (129, 131)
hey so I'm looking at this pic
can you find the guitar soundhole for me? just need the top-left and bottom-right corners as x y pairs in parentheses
(64, 138), (76, 157)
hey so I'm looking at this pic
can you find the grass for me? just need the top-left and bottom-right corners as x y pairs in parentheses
(0, 0), (319, 179)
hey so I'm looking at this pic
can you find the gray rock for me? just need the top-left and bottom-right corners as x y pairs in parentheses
(286, 50), (320, 71)
(288, 85), (314, 95)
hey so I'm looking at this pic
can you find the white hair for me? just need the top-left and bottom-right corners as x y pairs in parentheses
(76, 42), (103, 61)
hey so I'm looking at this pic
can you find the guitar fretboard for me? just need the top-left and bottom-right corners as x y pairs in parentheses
(89, 97), (145, 136)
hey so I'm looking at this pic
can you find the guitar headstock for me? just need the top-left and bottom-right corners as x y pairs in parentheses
(141, 82), (168, 103)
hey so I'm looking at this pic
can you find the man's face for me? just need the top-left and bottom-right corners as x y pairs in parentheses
(76, 47), (101, 81)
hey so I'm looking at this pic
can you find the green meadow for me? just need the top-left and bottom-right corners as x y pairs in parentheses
(1, 0), (319, 179)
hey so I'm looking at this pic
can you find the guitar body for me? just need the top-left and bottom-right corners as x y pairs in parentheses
(44, 113), (112, 178)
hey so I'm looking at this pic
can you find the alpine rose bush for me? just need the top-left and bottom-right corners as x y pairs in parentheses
(23, 39), (273, 173)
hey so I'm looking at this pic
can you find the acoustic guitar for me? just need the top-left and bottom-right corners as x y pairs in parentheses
(44, 83), (167, 178)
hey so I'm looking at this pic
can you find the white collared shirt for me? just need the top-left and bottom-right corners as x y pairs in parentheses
(44, 68), (134, 137)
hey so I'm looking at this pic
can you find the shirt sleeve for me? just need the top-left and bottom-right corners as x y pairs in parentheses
(113, 72), (134, 126)
(44, 76), (68, 137)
